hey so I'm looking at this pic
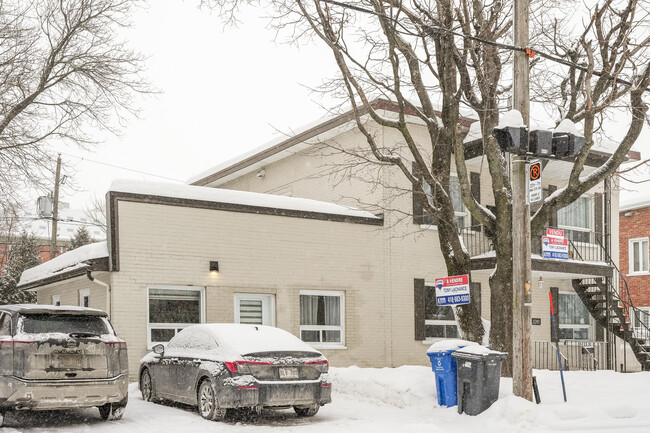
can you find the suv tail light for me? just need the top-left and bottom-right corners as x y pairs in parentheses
(225, 360), (272, 374)
(306, 359), (329, 373)
(106, 341), (128, 376)
(12, 341), (35, 378)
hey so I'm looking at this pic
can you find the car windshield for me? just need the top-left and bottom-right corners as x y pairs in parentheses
(21, 314), (109, 335)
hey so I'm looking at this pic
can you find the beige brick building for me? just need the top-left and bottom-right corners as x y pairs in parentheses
(19, 101), (645, 378)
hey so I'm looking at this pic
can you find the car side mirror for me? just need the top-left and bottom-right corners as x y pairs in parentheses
(153, 344), (165, 355)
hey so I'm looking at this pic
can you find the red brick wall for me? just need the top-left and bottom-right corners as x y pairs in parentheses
(619, 206), (650, 307)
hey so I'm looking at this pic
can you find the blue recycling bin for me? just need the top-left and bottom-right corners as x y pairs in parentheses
(426, 340), (478, 407)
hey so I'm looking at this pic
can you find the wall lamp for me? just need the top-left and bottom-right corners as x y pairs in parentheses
(209, 261), (219, 273)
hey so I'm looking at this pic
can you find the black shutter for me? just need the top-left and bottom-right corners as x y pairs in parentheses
(594, 192), (603, 245)
(548, 185), (558, 227)
(550, 287), (560, 342)
(470, 282), (482, 317)
(414, 278), (426, 340)
(470, 172), (481, 232)
(413, 163), (425, 225)
(412, 162), (435, 226)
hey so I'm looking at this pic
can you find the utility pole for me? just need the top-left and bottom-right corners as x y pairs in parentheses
(50, 154), (62, 260)
(512, 0), (533, 400)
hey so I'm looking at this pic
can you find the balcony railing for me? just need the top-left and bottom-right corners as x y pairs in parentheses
(462, 225), (610, 264)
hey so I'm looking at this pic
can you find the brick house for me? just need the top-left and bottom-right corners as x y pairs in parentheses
(18, 101), (648, 377)
(619, 199), (650, 337)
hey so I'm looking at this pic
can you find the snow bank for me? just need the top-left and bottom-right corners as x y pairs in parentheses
(18, 241), (108, 287)
(109, 179), (379, 220)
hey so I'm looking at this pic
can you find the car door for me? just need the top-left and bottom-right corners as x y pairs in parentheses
(173, 329), (219, 405)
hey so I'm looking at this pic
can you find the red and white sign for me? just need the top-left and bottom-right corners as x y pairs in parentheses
(434, 275), (470, 306)
(546, 228), (565, 238)
(541, 235), (568, 259)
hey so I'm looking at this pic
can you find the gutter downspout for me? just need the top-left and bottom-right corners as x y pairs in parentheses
(86, 269), (111, 319)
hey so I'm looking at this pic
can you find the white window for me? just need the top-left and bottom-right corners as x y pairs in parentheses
(629, 238), (649, 274)
(558, 196), (593, 243)
(79, 289), (90, 308)
(420, 174), (467, 229)
(52, 295), (61, 306)
(234, 294), (275, 326)
(558, 292), (591, 340)
(147, 286), (205, 347)
(425, 284), (460, 339)
(299, 290), (345, 347)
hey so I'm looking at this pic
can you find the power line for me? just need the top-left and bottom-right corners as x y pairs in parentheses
(320, 0), (645, 91)
(59, 152), (185, 183)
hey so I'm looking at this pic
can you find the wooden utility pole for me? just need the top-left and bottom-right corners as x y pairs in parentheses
(50, 154), (62, 260)
(512, 0), (533, 400)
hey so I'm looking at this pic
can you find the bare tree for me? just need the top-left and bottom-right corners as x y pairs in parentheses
(209, 0), (650, 377)
(83, 194), (107, 235)
(0, 0), (150, 209)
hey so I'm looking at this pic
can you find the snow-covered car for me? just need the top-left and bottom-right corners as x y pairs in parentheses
(139, 324), (331, 421)
(0, 304), (128, 426)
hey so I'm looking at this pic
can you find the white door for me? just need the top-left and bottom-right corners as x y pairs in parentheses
(234, 294), (275, 327)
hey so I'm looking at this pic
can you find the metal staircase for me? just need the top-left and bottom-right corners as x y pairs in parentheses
(572, 273), (650, 371)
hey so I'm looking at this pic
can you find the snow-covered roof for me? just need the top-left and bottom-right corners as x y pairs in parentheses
(620, 196), (650, 212)
(109, 179), (380, 220)
(194, 324), (321, 356)
(18, 241), (108, 288)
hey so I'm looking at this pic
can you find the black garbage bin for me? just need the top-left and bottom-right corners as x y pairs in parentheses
(452, 347), (508, 416)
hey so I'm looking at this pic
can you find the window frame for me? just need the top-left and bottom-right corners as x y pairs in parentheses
(79, 289), (90, 308)
(418, 173), (468, 231)
(146, 285), (206, 349)
(52, 295), (61, 306)
(299, 290), (346, 349)
(234, 293), (275, 327)
(628, 237), (650, 275)
(557, 195), (594, 244)
(558, 292), (591, 341)
(423, 283), (460, 341)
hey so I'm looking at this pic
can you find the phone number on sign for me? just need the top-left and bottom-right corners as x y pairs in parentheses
(437, 294), (470, 305)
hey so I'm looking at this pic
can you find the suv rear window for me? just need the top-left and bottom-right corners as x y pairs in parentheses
(21, 314), (109, 335)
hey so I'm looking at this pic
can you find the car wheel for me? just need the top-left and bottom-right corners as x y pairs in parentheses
(98, 398), (127, 421)
(198, 379), (226, 421)
(140, 369), (154, 402)
(294, 405), (320, 417)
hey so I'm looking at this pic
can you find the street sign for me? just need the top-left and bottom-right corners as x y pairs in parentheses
(542, 236), (568, 260)
(435, 274), (470, 306)
(528, 161), (542, 203)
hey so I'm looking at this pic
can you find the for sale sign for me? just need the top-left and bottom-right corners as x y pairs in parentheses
(546, 228), (565, 238)
(542, 236), (569, 260)
(435, 274), (470, 306)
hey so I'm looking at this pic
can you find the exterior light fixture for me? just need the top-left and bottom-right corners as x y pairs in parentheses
(209, 261), (219, 273)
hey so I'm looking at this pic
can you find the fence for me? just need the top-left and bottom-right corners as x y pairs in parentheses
(533, 340), (610, 371)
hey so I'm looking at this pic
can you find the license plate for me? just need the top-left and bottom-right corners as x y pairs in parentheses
(58, 354), (82, 368)
(278, 367), (299, 380)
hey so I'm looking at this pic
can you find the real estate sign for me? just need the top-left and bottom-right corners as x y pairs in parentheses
(542, 235), (569, 259)
(435, 274), (470, 306)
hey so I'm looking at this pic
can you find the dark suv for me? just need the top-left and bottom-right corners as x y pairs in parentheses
(0, 304), (128, 426)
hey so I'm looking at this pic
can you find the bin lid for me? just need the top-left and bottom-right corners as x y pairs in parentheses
(426, 339), (479, 355)
(451, 345), (508, 360)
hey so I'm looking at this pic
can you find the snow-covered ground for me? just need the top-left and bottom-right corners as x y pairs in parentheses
(3, 367), (649, 432)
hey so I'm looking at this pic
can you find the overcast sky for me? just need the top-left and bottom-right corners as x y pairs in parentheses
(44, 1), (648, 211)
